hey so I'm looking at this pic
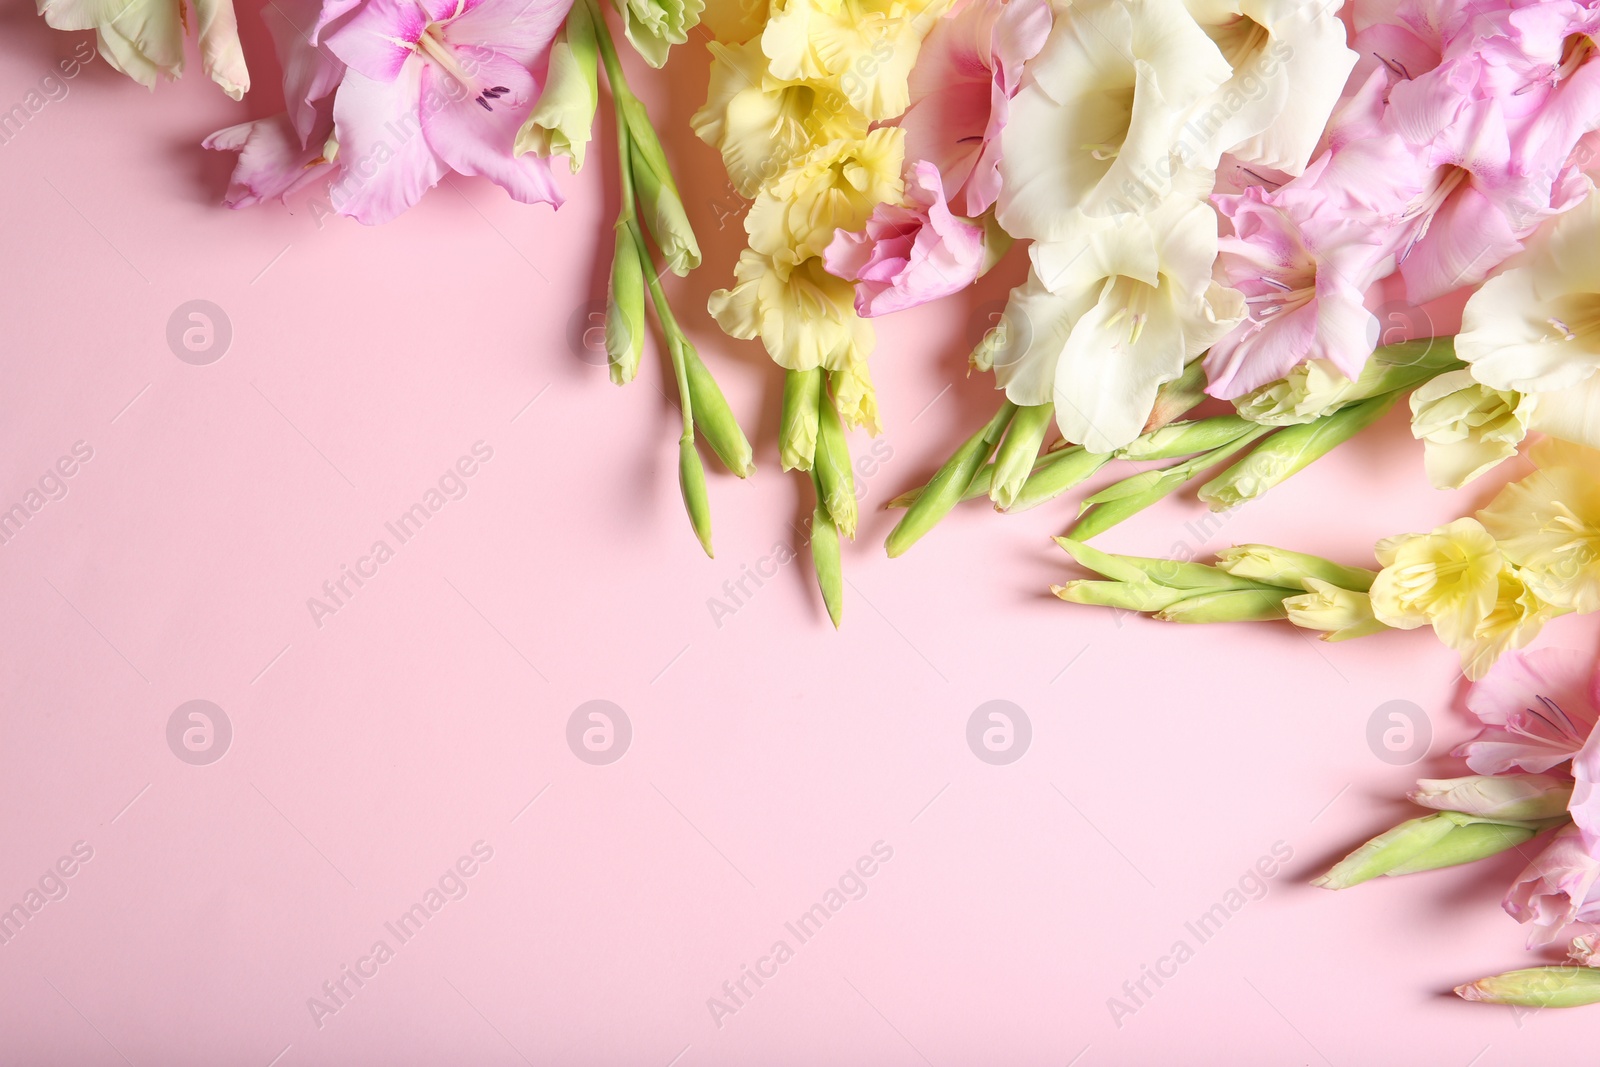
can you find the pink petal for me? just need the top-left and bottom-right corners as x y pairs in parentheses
(204, 115), (334, 207)
(419, 54), (562, 207)
(329, 64), (449, 225)
(1400, 180), (1523, 303)
(324, 0), (427, 81)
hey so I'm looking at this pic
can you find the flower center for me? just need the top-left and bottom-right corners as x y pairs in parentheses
(1207, 15), (1270, 70)
(1543, 292), (1600, 346)
(415, 22), (510, 111)
(1080, 85), (1135, 164)
(1557, 33), (1596, 83)
(1400, 164), (1470, 258)
(1099, 275), (1159, 345)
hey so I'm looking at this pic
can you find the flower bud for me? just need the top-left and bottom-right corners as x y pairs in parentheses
(780, 368), (822, 472)
(678, 436), (713, 557)
(605, 225), (647, 385)
(1282, 579), (1388, 641)
(1314, 811), (1543, 889)
(1120, 416), (1257, 462)
(614, 0), (704, 67)
(1051, 580), (1188, 613)
(809, 469), (843, 628)
(682, 343), (753, 477)
(1410, 368), (1533, 490)
(515, 5), (600, 172)
(1216, 545), (1376, 592)
(1408, 775), (1573, 821)
(1198, 393), (1398, 511)
(1004, 447), (1111, 513)
(1152, 588), (1291, 624)
(991, 404), (1053, 510)
(632, 157), (701, 276)
(887, 402), (1016, 557)
(814, 388), (857, 539)
(1456, 966), (1600, 1007)
(1236, 339), (1459, 425)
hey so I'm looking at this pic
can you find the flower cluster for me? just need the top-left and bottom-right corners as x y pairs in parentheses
(1315, 647), (1600, 1008)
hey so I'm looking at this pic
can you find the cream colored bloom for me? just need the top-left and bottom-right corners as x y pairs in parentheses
(1459, 566), (1560, 680)
(996, 0), (1230, 237)
(615, 0), (704, 66)
(1283, 579), (1387, 642)
(1479, 439), (1600, 614)
(746, 129), (905, 267)
(1458, 182), (1600, 452)
(38, 0), (249, 98)
(1370, 517), (1503, 651)
(1409, 369), (1537, 490)
(708, 250), (875, 372)
(692, 38), (869, 198)
(1180, 0), (1356, 174)
(518, 5), (600, 172)
(761, 0), (946, 121)
(982, 186), (1244, 453)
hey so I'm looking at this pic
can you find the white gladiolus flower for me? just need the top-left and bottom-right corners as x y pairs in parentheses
(982, 188), (1245, 453)
(1457, 181), (1600, 452)
(1181, 0), (1357, 175)
(996, 0), (1230, 238)
(37, 0), (249, 98)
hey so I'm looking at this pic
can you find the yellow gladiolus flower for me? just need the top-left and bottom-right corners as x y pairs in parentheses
(1458, 566), (1560, 680)
(761, 0), (946, 121)
(1478, 439), (1600, 614)
(692, 38), (869, 198)
(708, 249), (875, 372)
(1369, 517), (1504, 651)
(746, 128), (905, 268)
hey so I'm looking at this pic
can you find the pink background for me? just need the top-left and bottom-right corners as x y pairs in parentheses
(4, 9), (1600, 1064)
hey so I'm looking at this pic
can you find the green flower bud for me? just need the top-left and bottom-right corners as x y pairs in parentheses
(886, 402), (1016, 557)
(1382, 821), (1542, 875)
(809, 469), (843, 628)
(781, 368), (823, 472)
(1153, 588), (1291, 624)
(1070, 426), (1270, 540)
(814, 387), (857, 539)
(1314, 811), (1547, 890)
(605, 225), (647, 385)
(1198, 393), (1398, 512)
(515, 5), (599, 172)
(1051, 580), (1188, 613)
(1119, 416), (1258, 462)
(682, 342), (753, 478)
(632, 156), (701, 277)
(678, 436), (713, 557)
(1456, 967), (1600, 1008)
(991, 404), (1053, 510)
(1055, 538), (1277, 593)
(1215, 545), (1377, 592)
(1005, 446), (1112, 513)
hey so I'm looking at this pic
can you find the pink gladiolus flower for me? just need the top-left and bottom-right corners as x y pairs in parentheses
(1457, 647), (1600, 776)
(206, 0), (572, 224)
(898, 0), (1052, 217)
(1505, 824), (1600, 945)
(822, 161), (985, 317)
(1203, 168), (1388, 399)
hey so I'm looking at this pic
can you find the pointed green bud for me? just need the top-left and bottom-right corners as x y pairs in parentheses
(515, 4), (599, 172)
(1051, 580), (1188, 613)
(1070, 426), (1271, 540)
(781, 368), (823, 472)
(682, 343), (752, 477)
(991, 404), (1053, 510)
(887, 402), (1016, 557)
(1199, 393), (1398, 511)
(632, 157), (700, 277)
(605, 225), (647, 385)
(678, 436), (712, 557)
(1119, 416), (1258, 462)
(814, 386), (857, 540)
(1055, 538), (1278, 592)
(1153, 588), (1291, 624)
(1383, 821), (1543, 875)
(809, 470), (843, 628)
(1314, 811), (1549, 889)
(1006, 446), (1112, 513)
(1215, 545), (1377, 592)
(1456, 966), (1600, 1008)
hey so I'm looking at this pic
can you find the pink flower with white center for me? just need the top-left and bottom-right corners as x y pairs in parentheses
(320, 0), (573, 223)
(1203, 166), (1388, 399)
(822, 160), (985, 317)
(898, 0), (1052, 218)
